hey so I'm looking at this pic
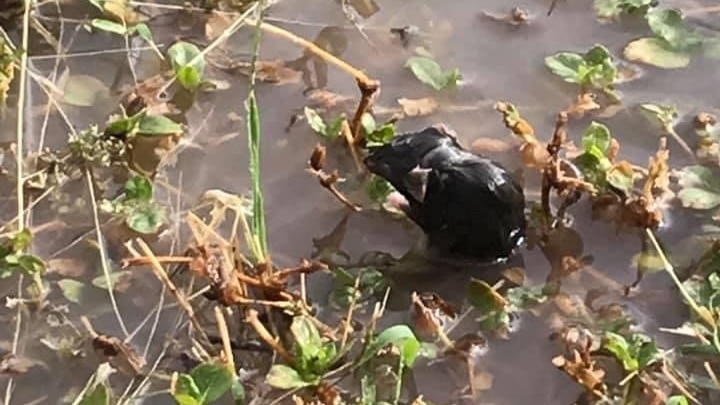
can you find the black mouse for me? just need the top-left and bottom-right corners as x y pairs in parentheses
(363, 124), (527, 263)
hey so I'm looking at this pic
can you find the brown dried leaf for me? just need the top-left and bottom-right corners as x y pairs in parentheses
(0, 354), (38, 376)
(92, 334), (145, 376)
(398, 97), (439, 117)
(255, 60), (302, 85)
(565, 92), (600, 118)
(205, 11), (233, 41)
(306, 89), (354, 110)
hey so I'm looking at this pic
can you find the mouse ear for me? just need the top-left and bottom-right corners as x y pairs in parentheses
(402, 166), (431, 203)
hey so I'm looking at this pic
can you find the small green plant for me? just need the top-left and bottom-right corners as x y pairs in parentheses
(603, 332), (662, 373)
(170, 361), (236, 405)
(266, 315), (344, 389)
(0, 229), (45, 279)
(467, 278), (547, 336)
(167, 41), (206, 91)
(100, 174), (166, 234)
(545, 44), (618, 93)
(405, 48), (462, 91)
(330, 267), (387, 308)
(361, 113), (396, 147)
(573, 121), (635, 194)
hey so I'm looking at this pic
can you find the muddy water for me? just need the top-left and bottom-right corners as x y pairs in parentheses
(1, 0), (719, 403)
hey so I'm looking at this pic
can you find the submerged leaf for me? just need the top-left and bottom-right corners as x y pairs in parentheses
(624, 37), (690, 69)
(676, 165), (720, 210)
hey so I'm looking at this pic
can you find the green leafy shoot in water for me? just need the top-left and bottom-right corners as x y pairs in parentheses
(405, 48), (462, 91)
(593, 0), (656, 20)
(0, 229), (45, 279)
(170, 361), (235, 405)
(167, 41), (206, 91)
(304, 106), (345, 139)
(467, 278), (547, 336)
(100, 174), (166, 234)
(330, 267), (388, 309)
(366, 174), (395, 205)
(545, 44), (618, 92)
(266, 316), (343, 389)
(678, 265), (720, 355)
(603, 332), (662, 372)
(572, 121), (635, 194)
(361, 113), (396, 147)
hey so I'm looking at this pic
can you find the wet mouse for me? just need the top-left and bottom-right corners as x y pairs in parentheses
(364, 124), (527, 263)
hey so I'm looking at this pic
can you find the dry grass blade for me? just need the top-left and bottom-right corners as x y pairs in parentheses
(130, 238), (210, 344)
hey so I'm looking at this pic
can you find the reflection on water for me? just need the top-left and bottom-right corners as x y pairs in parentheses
(1, 0), (718, 403)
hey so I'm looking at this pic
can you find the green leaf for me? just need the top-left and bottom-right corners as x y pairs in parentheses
(137, 114), (182, 135)
(266, 365), (315, 389)
(360, 325), (420, 367)
(304, 106), (327, 135)
(58, 279), (86, 304)
(647, 8), (703, 51)
(291, 316), (323, 358)
(640, 103), (678, 128)
(666, 396), (689, 405)
(133, 23), (163, 59)
(361, 113), (376, 135)
(581, 121), (611, 153)
(12, 228), (33, 251)
(91, 18), (127, 35)
(366, 175), (394, 203)
(624, 37), (691, 69)
(405, 56), (461, 91)
(325, 116), (345, 139)
(167, 41), (205, 91)
(190, 362), (234, 403)
(366, 124), (396, 147)
(176, 66), (202, 91)
(246, 91), (268, 260)
(544, 52), (584, 83)
(582, 45), (617, 88)
(636, 339), (661, 369)
(77, 382), (110, 405)
(125, 202), (165, 234)
(467, 278), (506, 314)
(124, 175), (153, 201)
(604, 332), (639, 371)
(172, 373), (202, 405)
(230, 378), (245, 405)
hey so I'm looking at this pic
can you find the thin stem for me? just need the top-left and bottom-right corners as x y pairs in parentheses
(86, 169), (130, 337)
